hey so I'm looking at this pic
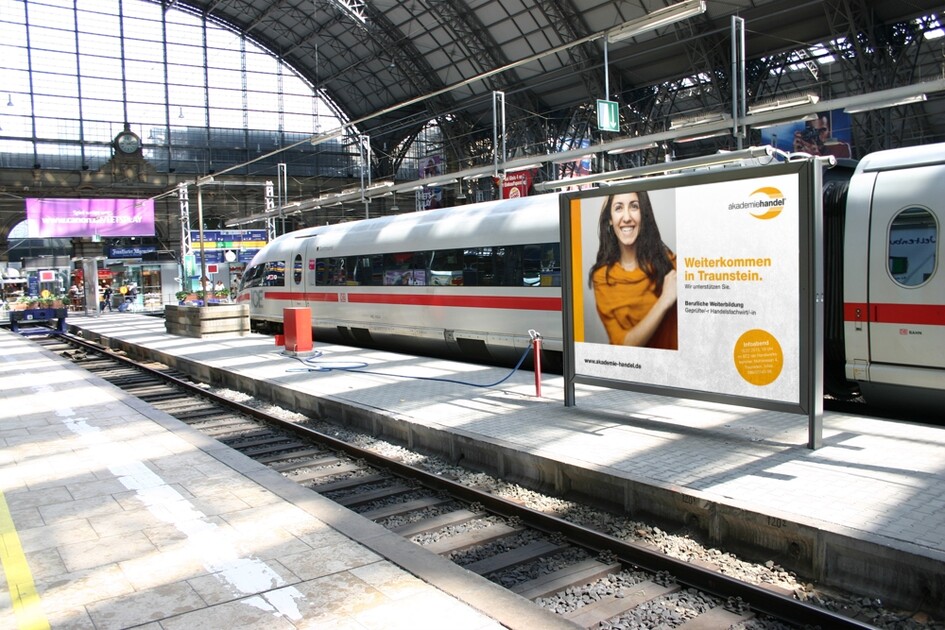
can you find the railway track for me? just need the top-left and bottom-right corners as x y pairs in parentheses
(36, 332), (877, 630)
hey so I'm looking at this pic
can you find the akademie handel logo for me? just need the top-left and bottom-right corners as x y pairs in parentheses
(727, 186), (785, 220)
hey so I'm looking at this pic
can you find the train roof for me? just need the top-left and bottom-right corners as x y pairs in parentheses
(262, 193), (563, 258)
(855, 142), (945, 174)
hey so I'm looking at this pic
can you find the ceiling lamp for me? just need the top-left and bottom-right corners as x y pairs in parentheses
(748, 93), (820, 114)
(675, 130), (730, 143)
(752, 113), (818, 130)
(607, 142), (659, 155)
(844, 94), (927, 114)
(607, 0), (706, 43)
(669, 112), (729, 130)
(505, 163), (544, 173)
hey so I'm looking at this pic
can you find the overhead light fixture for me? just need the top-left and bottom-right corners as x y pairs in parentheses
(505, 162), (544, 173)
(844, 93), (927, 114)
(670, 112), (729, 130)
(607, 142), (659, 155)
(607, 0), (706, 43)
(748, 93), (820, 114)
(751, 113), (818, 130)
(552, 153), (594, 164)
(310, 127), (346, 145)
(675, 130), (730, 143)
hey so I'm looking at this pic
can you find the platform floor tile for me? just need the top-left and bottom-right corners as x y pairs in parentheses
(0, 331), (506, 630)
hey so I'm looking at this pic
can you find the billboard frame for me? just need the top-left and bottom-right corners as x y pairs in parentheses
(559, 158), (823, 449)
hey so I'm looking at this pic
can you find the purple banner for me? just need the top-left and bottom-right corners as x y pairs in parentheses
(26, 198), (155, 238)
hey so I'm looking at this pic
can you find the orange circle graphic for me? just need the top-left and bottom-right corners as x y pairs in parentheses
(733, 329), (783, 386)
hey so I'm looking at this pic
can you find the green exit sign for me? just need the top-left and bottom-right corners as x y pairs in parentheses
(597, 99), (619, 132)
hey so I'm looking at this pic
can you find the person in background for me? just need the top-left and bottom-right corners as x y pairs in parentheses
(69, 283), (80, 310)
(100, 284), (113, 312)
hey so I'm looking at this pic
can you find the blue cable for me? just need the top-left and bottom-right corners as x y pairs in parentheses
(282, 343), (534, 388)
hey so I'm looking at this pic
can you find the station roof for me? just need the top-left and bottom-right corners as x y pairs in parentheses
(179, 0), (944, 147)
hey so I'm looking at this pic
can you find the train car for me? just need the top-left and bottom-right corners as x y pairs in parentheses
(238, 143), (945, 414)
(839, 143), (945, 413)
(237, 193), (563, 366)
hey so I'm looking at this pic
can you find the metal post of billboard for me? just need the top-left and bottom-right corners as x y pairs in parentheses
(807, 158), (827, 449)
(731, 16), (746, 149)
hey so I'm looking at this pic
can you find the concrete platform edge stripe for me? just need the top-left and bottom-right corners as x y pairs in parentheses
(0, 491), (51, 630)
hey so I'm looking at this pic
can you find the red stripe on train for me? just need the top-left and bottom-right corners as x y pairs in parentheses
(263, 291), (562, 311)
(844, 302), (945, 326)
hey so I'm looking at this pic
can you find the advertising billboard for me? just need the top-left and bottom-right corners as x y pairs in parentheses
(561, 159), (818, 414)
(26, 198), (155, 237)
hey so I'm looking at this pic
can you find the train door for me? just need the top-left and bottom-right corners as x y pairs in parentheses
(302, 237), (321, 310)
(866, 163), (944, 380)
(291, 252), (306, 309)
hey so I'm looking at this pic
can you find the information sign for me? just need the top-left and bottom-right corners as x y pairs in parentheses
(596, 99), (619, 132)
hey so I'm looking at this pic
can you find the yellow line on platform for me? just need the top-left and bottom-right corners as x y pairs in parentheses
(0, 490), (50, 630)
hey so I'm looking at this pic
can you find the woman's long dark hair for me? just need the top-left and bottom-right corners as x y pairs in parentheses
(587, 190), (674, 294)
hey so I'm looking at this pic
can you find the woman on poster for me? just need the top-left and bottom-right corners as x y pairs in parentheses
(588, 190), (678, 349)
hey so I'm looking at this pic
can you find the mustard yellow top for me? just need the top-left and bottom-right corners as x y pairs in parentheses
(591, 258), (678, 350)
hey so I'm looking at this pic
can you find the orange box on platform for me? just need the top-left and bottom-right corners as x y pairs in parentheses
(283, 307), (313, 352)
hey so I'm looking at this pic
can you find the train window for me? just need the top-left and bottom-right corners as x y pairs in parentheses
(261, 261), (285, 287)
(502, 245), (525, 286)
(327, 258), (346, 285)
(310, 242), (558, 288)
(354, 256), (383, 286)
(242, 264), (264, 289)
(314, 260), (328, 285)
(523, 244), (560, 286)
(429, 249), (465, 285)
(888, 207), (937, 287)
(293, 254), (303, 285)
(382, 252), (427, 286)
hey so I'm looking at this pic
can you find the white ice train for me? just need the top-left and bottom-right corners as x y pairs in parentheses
(237, 143), (945, 414)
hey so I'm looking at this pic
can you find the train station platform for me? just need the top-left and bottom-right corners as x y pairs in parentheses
(6, 311), (945, 621)
(0, 325), (567, 630)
